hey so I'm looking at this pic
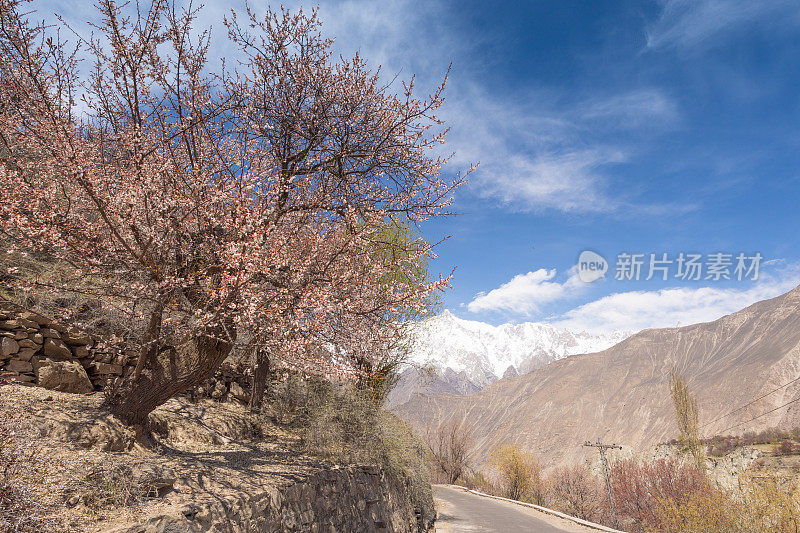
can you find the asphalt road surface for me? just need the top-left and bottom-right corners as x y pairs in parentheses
(433, 485), (601, 533)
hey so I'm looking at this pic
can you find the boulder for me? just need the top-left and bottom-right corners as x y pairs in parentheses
(43, 337), (73, 360)
(91, 362), (123, 375)
(16, 310), (51, 326)
(17, 338), (39, 350)
(1, 337), (19, 357)
(211, 381), (227, 399)
(36, 360), (94, 394)
(229, 382), (249, 404)
(15, 317), (39, 330)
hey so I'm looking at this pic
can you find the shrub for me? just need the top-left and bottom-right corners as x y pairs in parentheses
(546, 464), (604, 522)
(67, 463), (154, 511)
(424, 419), (475, 484)
(489, 444), (546, 505)
(776, 440), (797, 456)
(271, 374), (435, 528)
(655, 473), (800, 533)
(461, 470), (497, 494)
(609, 458), (711, 532)
(736, 473), (800, 532)
(654, 488), (742, 533)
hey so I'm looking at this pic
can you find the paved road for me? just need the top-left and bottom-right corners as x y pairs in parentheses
(433, 485), (598, 533)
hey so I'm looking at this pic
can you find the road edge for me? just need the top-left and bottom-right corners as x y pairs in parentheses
(447, 485), (626, 533)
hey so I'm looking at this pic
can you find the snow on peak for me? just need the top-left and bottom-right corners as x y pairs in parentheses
(407, 311), (632, 387)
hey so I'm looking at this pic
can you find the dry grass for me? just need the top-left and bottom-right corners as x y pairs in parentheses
(0, 384), (327, 532)
(269, 374), (435, 527)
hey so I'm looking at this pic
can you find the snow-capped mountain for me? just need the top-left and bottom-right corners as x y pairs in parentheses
(387, 310), (632, 406)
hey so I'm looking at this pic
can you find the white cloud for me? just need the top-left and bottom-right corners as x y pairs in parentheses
(551, 275), (800, 334)
(646, 0), (799, 50)
(467, 269), (584, 315)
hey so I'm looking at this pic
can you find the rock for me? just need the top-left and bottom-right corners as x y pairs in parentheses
(229, 382), (248, 404)
(36, 360), (94, 394)
(91, 362), (123, 375)
(17, 310), (51, 326)
(29, 332), (43, 344)
(211, 381), (227, 399)
(17, 348), (37, 361)
(72, 345), (90, 358)
(12, 330), (28, 340)
(62, 329), (92, 346)
(43, 338), (73, 360)
(17, 338), (39, 350)
(41, 328), (61, 339)
(15, 317), (39, 329)
(137, 466), (176, 497)
(6, 359), (33, 373)
(1, 337), (19, 357)
(48, 322), (68, 333)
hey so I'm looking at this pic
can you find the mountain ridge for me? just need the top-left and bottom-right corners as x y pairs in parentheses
(395, 285), (800, 468)
(387, 310), (631, 406)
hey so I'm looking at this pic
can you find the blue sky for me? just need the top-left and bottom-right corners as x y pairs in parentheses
(39, 0), (800, 332)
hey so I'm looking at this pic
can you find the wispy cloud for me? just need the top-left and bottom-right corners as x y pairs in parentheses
(646, 0), (800, 51)
(577, 89), (680, 130)
(265, 1), (682, 214)
(35, 0), (682, 214)
(467, 269), (584, 315)
(445, 85), (679, 212)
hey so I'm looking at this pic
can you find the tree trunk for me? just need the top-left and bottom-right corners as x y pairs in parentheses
(249, 348), (270, 412)
(106, 327), (233, 428)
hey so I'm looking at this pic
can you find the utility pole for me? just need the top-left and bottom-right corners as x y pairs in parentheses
(584, 438), (622, 529)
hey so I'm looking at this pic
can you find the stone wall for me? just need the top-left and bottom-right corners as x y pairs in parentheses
(105, 465), (433, 533)
(0, 300), (252, 401)
(0, 300), (134, 392)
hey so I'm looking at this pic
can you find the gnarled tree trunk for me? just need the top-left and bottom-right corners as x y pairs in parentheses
(105, 327), (233, 429)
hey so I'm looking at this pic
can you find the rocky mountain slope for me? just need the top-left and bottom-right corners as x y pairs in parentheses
(387, 310), (629, 406)
(395, 285), (800, 468)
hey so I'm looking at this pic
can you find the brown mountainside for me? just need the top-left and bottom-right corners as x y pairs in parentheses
(395, 285), (800, 468)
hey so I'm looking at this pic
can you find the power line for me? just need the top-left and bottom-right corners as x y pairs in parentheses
(717, 393), (800, 435)
(701, 374), (800, 430)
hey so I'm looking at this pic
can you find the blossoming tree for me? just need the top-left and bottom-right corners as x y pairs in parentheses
(0, 0), (466, 427)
